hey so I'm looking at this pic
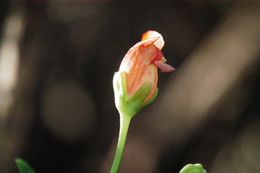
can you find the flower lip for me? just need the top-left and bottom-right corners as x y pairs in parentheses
(150, 49), (164, 64)
(147, 45), (175, 73)
(154, 59), (175, 72)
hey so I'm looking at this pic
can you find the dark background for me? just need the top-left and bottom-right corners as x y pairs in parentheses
(0, 1), (260, 173)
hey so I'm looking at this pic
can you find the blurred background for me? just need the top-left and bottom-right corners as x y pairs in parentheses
(0, 0), (260, 173)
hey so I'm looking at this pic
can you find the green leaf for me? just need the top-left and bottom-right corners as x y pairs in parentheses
(179, 163), (207, 173)
(15, 158), (36, 173)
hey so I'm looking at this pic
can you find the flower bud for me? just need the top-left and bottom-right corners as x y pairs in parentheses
(113, 30), (174, 118)
(179, 163), (207, 173)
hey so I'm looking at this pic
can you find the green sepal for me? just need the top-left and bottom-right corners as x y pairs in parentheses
(15, 158), (36, 173)
(124, 82), (151, 117)
(143, 88), (158, 106)
(113, 72), (152, 118)
(179, 163), (207, 173)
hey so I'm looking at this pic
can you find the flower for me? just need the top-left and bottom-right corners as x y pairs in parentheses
(113, 30), (174, 118)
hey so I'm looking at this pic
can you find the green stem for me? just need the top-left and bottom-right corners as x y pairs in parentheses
(110, 114), (131, 173)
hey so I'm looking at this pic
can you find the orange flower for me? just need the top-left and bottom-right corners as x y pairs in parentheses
(113, 30), (174, 117)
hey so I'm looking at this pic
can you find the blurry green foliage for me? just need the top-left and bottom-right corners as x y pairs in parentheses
(15, 158), (36, 173)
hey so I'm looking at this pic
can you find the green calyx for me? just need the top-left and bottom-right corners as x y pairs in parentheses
(179, 163), (207, 173)
(113, 72), (157, 118)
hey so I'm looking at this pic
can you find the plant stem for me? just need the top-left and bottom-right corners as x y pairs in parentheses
(110, 114), (131, 173)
